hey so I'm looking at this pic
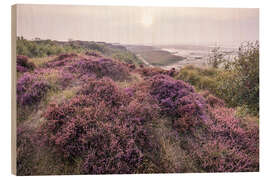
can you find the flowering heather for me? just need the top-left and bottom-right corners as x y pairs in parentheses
(200, 90), (225, 107)
(17, 73), (51, 106)
(39, 78), (160, 174)
(17, 55), (35, 73)
(184, 106), (259, 172)
(139, 67), (167, 77)
(150, 75), (198, 114)
(85, 51), (101, 57)
(149, 74), (209, 134)
(16, 49), (259, 174)
(17, 125), (38, 175)
(71, 57), (130, 81)
(174, 93), (207, 133)
(77, 77), (131, 108)
(56, 53), (77, 61)
(44, 55), (77, 68)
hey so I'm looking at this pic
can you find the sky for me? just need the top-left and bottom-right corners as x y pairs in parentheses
(16, 4), (259, 46)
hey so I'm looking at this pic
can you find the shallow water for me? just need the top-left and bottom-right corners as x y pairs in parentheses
(160, 46), (237, 70)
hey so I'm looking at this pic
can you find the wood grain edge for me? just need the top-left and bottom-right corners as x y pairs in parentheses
(11, 4), (17, 175)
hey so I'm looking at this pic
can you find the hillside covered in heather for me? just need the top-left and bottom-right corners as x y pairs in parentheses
(16, 38), (259, 175)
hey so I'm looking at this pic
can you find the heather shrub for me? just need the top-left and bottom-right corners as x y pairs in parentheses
(85, 51), (102, 57)
(139, 67), (169, 77)
(55, 53), (77, 61)
(58, 71), (74, 88)
(71, 58), (130, 81)
(119, 89), (161, 155)
(78, 78), (129, 107)
(191, 140), (255, 172)
(187, 106), (259, 172)
(200, 91), (225, 107)
(150, 74), (194, 116)
(17, 125), (38, 175)
(17, 55), (35, 73)
(40, 78), (160, 174)
(36, 68), (74, 89)
(173, 93), (207, 134)
(17, 73), (51, 106)
(44, 54), (77, 68)
(149, 74), (208, 134)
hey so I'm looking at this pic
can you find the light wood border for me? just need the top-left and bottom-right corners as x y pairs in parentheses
(11, 4), (17, 175)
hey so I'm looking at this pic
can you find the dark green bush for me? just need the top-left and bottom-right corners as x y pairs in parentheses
(176, 41), (259, 115)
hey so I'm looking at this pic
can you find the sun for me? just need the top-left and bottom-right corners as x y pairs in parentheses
(141, 15), (153, 27)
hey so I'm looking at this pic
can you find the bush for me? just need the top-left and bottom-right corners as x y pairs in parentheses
(175, 66), (218, 92)
(44, 53), (77, 68)
(16, 37), (82, 58)
(39, 78), (160, 174)
(149, 74), (208, 134)
(139, 67), (175, 78)
(195, 107), (259, 172)
(85, 51), (102, 57)
(231, 41), (259, 114)
(173, 93), (207, 134)
(17, 73), (51, 106)
(17, 55), (36, 73)
(176, 41), (259, 115)
(112, 51), (143, 65)
(17, 125), (38, 175)
(200, 91), (225, 107)
(71, 57), (130, 81)
(150, 74), (194, 116)
(56, 53), (77, 61)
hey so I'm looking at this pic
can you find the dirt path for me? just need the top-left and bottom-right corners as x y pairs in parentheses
(137, 54), (153, 67)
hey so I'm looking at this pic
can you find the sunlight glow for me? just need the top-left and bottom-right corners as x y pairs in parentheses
(141, 15), (153, 27)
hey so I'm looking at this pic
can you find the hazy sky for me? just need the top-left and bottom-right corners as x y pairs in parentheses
(16, 4), (259, 46)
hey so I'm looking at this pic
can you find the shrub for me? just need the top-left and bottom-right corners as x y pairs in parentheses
(149, 74), (194, 116)
(139, 67), (171, 77)
(149, 74), (208, 134)
(198, 107), (259, 172)
(78, 78), (130, 108)
(44, 53), (77, 68)
(230, 41), (259, 114)
(175, 66), (218, 92)
(177, 41), (259, 115)
(39, 78), (160, 174)
(85, 51), (101, 57)
(57, 53), (77, 61)
(17, 55), (35, 73)
(200, 91), (225, 107)
(174, 93), (207, 134)
(17, 73), (51, 106)
(16, 37), (82, 58)
(17, 125), (38, 175)
(71, 57), (130, 81)
(112, 51), (143, 65)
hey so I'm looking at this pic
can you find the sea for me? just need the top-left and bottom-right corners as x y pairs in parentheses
(159, 43), (239, 70)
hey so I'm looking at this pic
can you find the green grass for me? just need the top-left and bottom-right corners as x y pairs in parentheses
(175, 65), (219, 92)
(28, 56), (56, 67)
